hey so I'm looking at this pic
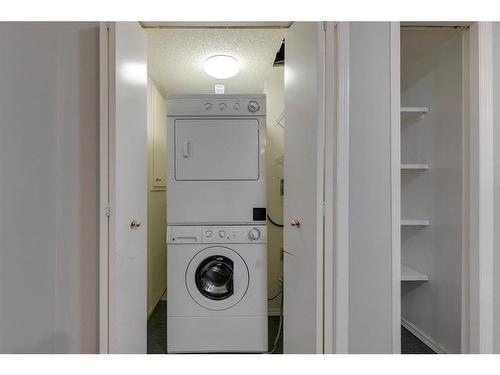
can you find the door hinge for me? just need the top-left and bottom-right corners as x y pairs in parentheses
(322, 202), (326, 216)
(323, 22), (327, 31)
(104, 202), (111, 217)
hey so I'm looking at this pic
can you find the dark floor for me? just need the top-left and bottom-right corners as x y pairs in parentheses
(148, 302), (431, 354)
(147, 301), (283, 354)
(401, 326), (436, 354)
(268, 316), (283, 354)
(147, 301), (168, 354)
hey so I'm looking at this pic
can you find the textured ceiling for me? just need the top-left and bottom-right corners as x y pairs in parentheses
(146, 28), (286, 96)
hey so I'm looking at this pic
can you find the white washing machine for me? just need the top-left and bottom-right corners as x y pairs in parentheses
(166, 94), (266, 225)
(167, 224), (268, 353)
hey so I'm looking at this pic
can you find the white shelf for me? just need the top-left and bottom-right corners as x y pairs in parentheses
(401, 164), (429, 170)
(401, 264), (429, 281)
(401, 106), (429, 114)
(401, 219), (430, 226)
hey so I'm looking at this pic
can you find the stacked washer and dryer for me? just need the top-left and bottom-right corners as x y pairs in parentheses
(166, 94), (268, 353)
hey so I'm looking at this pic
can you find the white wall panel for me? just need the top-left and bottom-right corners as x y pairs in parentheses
(492, 22), (500, 353)
(348, 22), (394, 353)
(0, 22), (99, 353)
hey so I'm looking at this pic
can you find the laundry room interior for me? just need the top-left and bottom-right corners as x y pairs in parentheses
(143, 23), (288, 354)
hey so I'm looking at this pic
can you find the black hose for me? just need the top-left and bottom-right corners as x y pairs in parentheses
(267, 214), (284, 228)
(267, 288), (283, 301)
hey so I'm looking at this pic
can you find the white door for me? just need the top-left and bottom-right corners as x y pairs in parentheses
(174, 119), (260, 180)
(100, 22), (148, 353)
(283, 22), (327, 354)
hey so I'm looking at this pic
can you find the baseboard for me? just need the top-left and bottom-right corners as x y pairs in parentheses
(268, 307), (282, 317)
(401, 317), (450, 354)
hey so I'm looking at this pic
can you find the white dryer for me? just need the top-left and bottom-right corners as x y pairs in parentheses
(167, 224), (267, 353)
(166, 94), (266, 225)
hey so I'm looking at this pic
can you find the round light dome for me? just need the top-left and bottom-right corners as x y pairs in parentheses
(203, 55), (240, 79)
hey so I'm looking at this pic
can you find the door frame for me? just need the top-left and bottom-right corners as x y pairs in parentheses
(389, 21), (402, 354)
(390, 21), (495, 354)
(466, 21), (494, 354)
(99, 21), (114, 354)
(323, 21), (350, 354)
(99, 20), (149, 354)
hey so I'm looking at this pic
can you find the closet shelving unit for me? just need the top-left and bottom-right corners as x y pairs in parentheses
(399, 28), (467, 352)
(400, 105), (430, 283)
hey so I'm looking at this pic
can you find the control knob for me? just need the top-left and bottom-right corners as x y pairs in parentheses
(205, 102), (212, 110)
(248, 228), (261, 241)
(219, 103), (226, 110)
(205, 230), (213, 238)
(218, 230), (226, 238)
(248, 101), (260, 113)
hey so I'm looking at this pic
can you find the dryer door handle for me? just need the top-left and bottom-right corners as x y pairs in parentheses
(183, 141), (192, 158)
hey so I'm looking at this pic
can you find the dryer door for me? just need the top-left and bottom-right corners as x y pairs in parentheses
(174, 118), (259, 181)
(186, 246), (249, 311)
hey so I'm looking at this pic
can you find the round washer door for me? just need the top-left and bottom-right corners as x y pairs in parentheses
(186, 246), (249, 311)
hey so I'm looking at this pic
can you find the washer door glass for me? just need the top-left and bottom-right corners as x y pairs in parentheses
(195, 255), (233, 300)
(186, 246), (249, 311)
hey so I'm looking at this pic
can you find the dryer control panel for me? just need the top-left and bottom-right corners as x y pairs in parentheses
(167, 225), (267, 244)
(167, 95), (266, 117)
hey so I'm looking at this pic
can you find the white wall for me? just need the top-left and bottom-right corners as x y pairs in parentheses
(348, 22), (394, 353)
(400, 29), (463, 353)
(147, 78), (167, 315)
(264, 68), (285, 315)
(0, 23), (99, 353)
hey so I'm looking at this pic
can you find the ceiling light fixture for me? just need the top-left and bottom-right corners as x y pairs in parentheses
(203, 55), (240, 79)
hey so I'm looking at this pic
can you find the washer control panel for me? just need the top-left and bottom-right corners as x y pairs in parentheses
(203, 225), (266, 243)
(168, 225), (266, 244)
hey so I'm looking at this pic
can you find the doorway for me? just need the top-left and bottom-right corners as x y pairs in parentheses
(399, 24), (467, 354)
(99, 21), (333, 354)
(393, 22), (495, 354)
(145, 25), (286, 354)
